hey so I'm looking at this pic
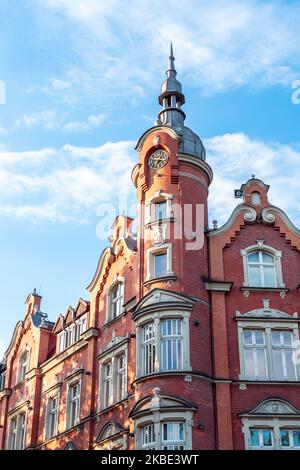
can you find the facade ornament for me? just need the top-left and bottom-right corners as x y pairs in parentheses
(244, 207), (257, 224)
(262, 207), (276, 225)
(151, 224), (166, 246)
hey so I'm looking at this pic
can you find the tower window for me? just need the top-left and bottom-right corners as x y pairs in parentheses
(155, 201), (167, 221)
(154, 252), (168, 278)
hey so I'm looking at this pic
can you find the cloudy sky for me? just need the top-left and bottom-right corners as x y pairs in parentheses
(1, 0), (300, 357)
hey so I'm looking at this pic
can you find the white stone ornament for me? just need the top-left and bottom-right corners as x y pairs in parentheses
(151, 224), (166, 246)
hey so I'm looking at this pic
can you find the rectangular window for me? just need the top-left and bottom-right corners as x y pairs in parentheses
(154, 253), (168, 278)
(46, 396), (58, 439)
(271, 331), (296, 381)
(243, 330), (268, 380)
(155, 201), (167, 221)
(104, 362), (112, 408)
(111, 283), (123, 319)
(250, 428), (274, 449)
(161, 319), (183, 371)
(142, 424), (156, 450)
(162, 422), (185, 450)
(8, 413), (26, 450)
(68, 382), (80, 428)
(143, 323), (156, 375)
(8, 417), (17, 450)
(58, 332), (65, 352)
(117, 355), (126, 402)
(280, 429), (300, 449)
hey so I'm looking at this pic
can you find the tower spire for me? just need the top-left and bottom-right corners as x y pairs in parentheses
(167, 42), (176, 77)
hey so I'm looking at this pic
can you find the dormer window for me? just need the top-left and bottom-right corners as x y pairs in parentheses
(241, 242), (285, 289)
(18, 350), (30, 383)
(57, 314), (87, 353)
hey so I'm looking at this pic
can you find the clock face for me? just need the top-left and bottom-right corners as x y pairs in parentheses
(148, 149), (169, 170)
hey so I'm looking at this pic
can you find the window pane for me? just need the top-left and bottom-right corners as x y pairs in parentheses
(244, 349), (255, 379)
(243, 331), (253, 345)
(280, 430), (290, 447)
(155, 202), (167, 220)
(249, 265), (261, 287)
(271, 331), (281, 346)
(285, 350), (296, 380)
(273, 350), (284, 380)
(256, 349), (267, 379)
(255, 331), (264, 345)
(263, 266), (276, 287)
(262, 253), (273, 263)
(262, 430), (272, 446)
(248, 252), (259, 262)
(154, 253), (167, 278)
(293, 431), (300, 447)
(250, 430), (259, 447)
(283, 331), (292, 346)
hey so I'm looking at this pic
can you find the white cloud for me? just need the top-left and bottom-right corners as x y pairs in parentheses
(34, 0), (300, 102)
(14, 111), (106, 133)
(0, 133), (299, 227)
(64, 113), (106, 131)
(0, 141), (136, 223)
(16, 110), (61, 129)
(206, 133), (300, 226)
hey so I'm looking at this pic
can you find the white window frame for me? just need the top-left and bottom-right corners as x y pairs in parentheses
(98, 343), (128, 410)
(135, 411), (193, 450)
(45, 390), (60, 440)
(136, 311), (191, 378)
(116, 354), (127, 402)
(17, 348), (30, 383)
(106, 276), (125, 323)
(66, 379), (81, 430)
(242, 330), (268, 380)
(279, 428), (300, 449)
(241, 241), (285, 288)
(7, 411), (27, 450)
(238, 320), (300, 381)
(145, 192), (173, 225)
(242, 418), (300, 450)
(146, 244), (173, 281)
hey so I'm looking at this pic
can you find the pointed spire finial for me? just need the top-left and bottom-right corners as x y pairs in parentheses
(167, 42), (176, 77)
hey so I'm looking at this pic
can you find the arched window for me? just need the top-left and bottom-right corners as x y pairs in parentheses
(241, 242), (284, 289)
(18, 350), (30, 383)
(247, 251), (276, 287)
(251, 191), (261, 205)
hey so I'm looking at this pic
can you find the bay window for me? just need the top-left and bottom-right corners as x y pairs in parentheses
(142, 424), (156, 450)
(137, 312), (190, 378)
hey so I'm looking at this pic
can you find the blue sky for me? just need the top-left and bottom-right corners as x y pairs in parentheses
(1, 0), (300, 357)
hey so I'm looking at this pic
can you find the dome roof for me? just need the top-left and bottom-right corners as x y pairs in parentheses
(161, 76), (183, 95)
(179, 126), (206, 160)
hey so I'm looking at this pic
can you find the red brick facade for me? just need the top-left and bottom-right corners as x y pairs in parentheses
(1, 49), (300, 451)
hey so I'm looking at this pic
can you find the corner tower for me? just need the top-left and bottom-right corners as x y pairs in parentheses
(131, 45), (215, 450)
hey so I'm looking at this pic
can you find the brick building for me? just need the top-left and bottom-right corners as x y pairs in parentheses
(1, 45), (300, 451)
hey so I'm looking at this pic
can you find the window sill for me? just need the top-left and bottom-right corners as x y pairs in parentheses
(236, 379), (300, 385)
(144, 217), (175, 229)
(241, 287), (289, 298)
(103, 310), (127, 328)
(143, 275), (177, 287)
